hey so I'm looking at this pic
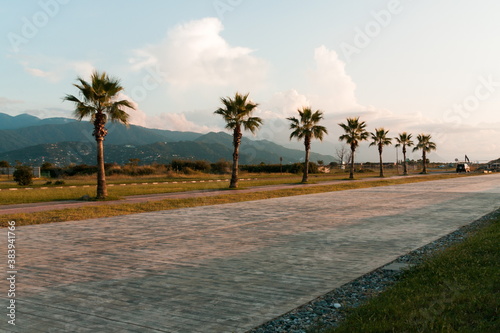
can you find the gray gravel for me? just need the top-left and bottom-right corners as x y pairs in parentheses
(248, 209), (499, 333)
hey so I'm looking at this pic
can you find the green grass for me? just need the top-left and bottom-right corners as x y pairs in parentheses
(0, 173), (476, 227)
(323, 214), (500, 333)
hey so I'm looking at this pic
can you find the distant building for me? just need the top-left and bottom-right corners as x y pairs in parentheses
(0, 167), (41, 177)
(487, 158), (500, 170)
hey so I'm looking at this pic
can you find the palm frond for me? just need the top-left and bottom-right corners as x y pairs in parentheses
(288, 107), (327, 142)
(63, 70), (135, 135)
(214, 92), (262, 134)
(338, 116), (368, 149)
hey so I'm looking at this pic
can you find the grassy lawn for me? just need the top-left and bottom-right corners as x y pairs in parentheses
(0, 171), (477, 205)
(323, 214), (500, 333)
(0, 173), (480, 227)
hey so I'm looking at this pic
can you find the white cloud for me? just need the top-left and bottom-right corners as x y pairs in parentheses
(253, 46), (364, 123)
(130, 17), (269, 92)
(249, 46), (499, 161)
(25, 67), (53, 79)
(0, 97), (23, 106)
(119, 93), (211, 133)
(20, 56), (94, 82)
(263, 90), (311, 118)
(307, 45), (361, 112)
(146, 112), (214, 133)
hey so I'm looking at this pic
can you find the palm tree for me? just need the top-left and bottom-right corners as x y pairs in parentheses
(395, 132), (414, 175)
(338, 117), (369, 179)
(288, 107), (328, 183)
(369, 128), (392, 177)
(412, 134), (436, 174)
(64, 70), (134, 199)
(214, 92), (262, 188)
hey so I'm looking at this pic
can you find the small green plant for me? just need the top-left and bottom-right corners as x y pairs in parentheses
(13, 165), (33, 186)
(54, 180), (66, 185)
(45, 181), (53, 185)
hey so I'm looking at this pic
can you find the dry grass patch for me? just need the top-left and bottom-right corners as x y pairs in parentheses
(0, 173), (478, 227)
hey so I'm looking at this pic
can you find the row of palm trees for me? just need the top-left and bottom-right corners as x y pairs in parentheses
(64, 71), (436, 198)
(214, 92), (437, 187)
(337, 117), (437, 179)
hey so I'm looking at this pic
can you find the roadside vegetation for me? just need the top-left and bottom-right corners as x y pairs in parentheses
(0, 172), (481, 227)
(323, 213), (500, 333)
(0, 168), (473, 205)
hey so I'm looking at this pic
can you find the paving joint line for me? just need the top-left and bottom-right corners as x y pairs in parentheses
(18, 299), (172, 332)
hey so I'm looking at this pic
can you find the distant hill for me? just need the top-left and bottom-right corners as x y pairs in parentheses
(195, 132), (332, 164)
(0, 113), (202, 153)
(0, 113), (336, 166)
(0, 135), (335, 166)
(0, 113), (76, 129)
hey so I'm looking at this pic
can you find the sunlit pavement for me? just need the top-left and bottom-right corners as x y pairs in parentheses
(1, 174), (499, 332)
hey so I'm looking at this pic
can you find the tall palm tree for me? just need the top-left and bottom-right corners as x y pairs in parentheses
(288, 107), (328, 183)
(64, 70), (134, 199)
(395, 132), (414, 175)
(369, 128), (392, 177)
(412, 134), (436, 174)
(338, 117), (369, 179)
(214, 92), (262, 188)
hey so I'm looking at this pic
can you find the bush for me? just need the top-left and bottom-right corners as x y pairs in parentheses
(54, 180), (65, 185)
(64, 164), (98, 176)
(106, 165), (124, 176)
(171, 160), (211, 173)
(13, 165), (33, 186)
(211, 160), (231, 174)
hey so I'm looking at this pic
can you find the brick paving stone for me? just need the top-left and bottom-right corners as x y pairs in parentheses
(0, 174), (499, 332)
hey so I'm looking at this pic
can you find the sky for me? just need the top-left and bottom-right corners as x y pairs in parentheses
(1, 0), (500, 162)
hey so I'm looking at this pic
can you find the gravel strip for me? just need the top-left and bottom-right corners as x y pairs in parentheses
(248, 209), (500, 333)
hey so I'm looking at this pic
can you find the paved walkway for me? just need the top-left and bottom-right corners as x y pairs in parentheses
(1, 174), (499, 332)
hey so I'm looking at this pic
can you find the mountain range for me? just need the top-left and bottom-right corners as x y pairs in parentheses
(0, 113), (335, 166)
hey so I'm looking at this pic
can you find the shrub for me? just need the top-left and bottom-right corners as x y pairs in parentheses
(54, 180), (65, 185)
(182, 167), (196, 175)
(134, 166), (156, 176)
(171, 159), (211, 173)
(106, 165), (124, 176)
(64, 164), (98, 176)
(13, 165), (33, 186)
(211, 160), (231, 174)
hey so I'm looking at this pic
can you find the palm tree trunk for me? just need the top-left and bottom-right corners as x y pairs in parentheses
(230, 128), (242, 188)
(349, 146), (355, 179)
(402, 146), (408, 175)
(379, 146), (384, 177)
(96, 137), (107, 199)
(422, 151), (427, 174)
(302, 137), (310, 183)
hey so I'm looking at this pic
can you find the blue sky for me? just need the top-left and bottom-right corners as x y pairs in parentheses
(1, 0), (500, 161)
